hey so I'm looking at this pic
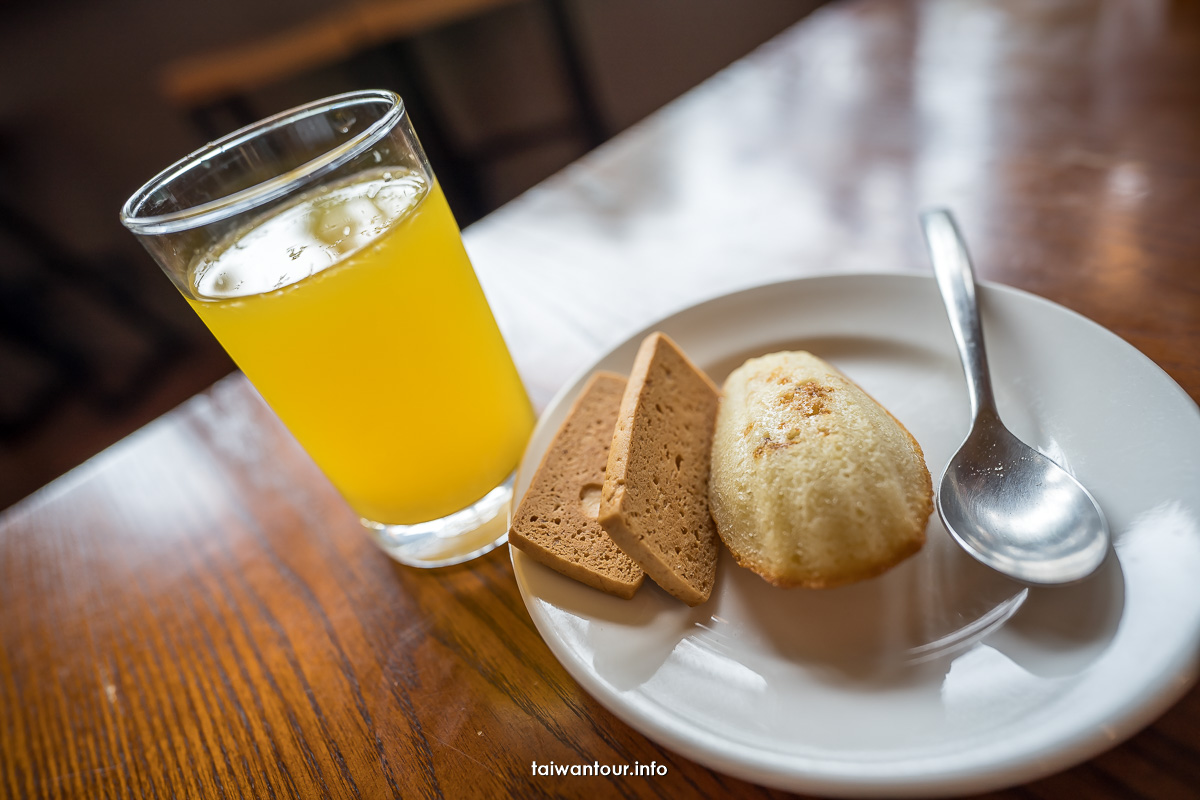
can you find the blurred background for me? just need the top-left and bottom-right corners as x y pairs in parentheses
(0, 0), (824, 511)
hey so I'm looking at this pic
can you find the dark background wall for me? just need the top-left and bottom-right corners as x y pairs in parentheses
(0, 0), (822, 510)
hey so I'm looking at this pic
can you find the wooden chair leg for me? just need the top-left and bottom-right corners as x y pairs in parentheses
(541, 0), (608, 148)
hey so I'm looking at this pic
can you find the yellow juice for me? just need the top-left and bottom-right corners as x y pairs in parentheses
(185, 171), (535, 525)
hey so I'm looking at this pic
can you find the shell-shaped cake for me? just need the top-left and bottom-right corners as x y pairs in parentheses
(709, 351), (932, 589)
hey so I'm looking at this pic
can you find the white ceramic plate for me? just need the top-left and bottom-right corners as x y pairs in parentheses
(509, 273), (1200, 797)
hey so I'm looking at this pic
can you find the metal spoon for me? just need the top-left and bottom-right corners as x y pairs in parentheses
(920, 209), (1109, 585)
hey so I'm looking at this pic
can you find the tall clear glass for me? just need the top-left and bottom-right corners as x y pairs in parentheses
(121, 90), (535, 567)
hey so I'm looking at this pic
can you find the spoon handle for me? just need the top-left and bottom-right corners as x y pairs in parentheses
(920, 209), (998, 420)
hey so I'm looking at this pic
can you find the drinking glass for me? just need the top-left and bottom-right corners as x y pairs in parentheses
(120, 90), (535, 567)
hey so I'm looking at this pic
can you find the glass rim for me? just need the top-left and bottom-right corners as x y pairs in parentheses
(119, 89), (405, 236)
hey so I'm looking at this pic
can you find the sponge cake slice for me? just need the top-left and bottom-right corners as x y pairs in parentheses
(510, 372), (645, 599)
(599, 332), (721, 606)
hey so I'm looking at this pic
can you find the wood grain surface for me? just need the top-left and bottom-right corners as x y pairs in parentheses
(5, 0), (1200, 797)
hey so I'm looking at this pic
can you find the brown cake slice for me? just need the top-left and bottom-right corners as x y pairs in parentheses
(599, 332), (721, 606)
(509, 372), (644, 599)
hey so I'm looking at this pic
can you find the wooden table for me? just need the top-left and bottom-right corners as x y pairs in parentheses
(5, 0), (1200, 796)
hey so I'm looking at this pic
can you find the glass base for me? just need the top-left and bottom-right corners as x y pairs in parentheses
(362, 473), (514, 568)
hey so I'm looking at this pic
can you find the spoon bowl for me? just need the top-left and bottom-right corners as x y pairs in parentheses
(921, 209), (1110, 585)
(938, 409), (1110, 584)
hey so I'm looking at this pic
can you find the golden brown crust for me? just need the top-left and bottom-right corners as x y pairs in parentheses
(734, 531), (925, 589)
(599, 333), (721, 606)
(510, 372), (644, 599)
